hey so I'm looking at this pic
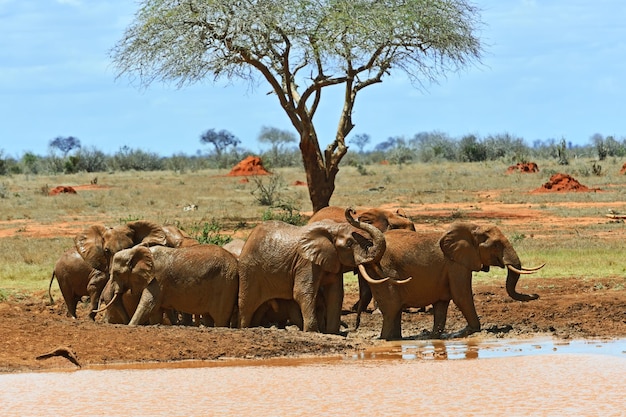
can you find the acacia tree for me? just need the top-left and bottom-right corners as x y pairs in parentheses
(258, 126), (297, 166)
(111, 0), (483, 212)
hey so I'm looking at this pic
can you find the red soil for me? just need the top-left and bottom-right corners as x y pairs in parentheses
(48, 186), (77, 196)
(531, 173), (595, 193)
(506, 162), (539, 174)
(227, 156), (271, 176)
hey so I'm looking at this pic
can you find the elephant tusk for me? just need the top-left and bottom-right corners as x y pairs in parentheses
(520, 263), (546, 272)
(507, 264), (537, 275)
(358, 264), (412, 285)
(93, 292), (118, 313)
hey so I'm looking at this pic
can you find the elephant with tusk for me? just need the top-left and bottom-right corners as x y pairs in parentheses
(237, 208), (386, 334)
(95, 244), (238, 327)
(358, 222), (544, 340)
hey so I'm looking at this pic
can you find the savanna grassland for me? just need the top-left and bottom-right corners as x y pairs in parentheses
(0, 158), (625, 372)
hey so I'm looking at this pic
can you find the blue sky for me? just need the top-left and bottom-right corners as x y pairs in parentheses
(1, 0), (625, 158)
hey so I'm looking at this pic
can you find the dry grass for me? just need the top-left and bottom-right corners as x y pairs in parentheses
(1, 157), (626, 293)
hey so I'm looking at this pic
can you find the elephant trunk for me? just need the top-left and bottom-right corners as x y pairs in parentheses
(503, 245), (541, 301)
(345, 208), (386, 264)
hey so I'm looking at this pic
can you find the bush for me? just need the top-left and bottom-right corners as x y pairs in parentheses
(189, 220), (233, 245)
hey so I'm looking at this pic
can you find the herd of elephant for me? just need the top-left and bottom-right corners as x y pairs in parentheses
(49, 206), (543, 340)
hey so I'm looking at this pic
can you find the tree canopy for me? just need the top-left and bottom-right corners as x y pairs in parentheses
(49, 136), (81, 156)
(112, 0), (484, 211)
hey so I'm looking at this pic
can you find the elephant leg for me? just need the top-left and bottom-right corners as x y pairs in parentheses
(449, 272), (481, 336)
(129, 280), (161, 326)
(351, 274), (373, 312)
(321, 278), (343, 334)
(294, 292), (319, 332)
(181, 312), (194, 326)
(431, 300), (450, 338)
(250, 301), (272, 327)
(380, 306), (403, 340)
(86, 271), (108, 321)
(66, 295), (80, 319)
(201, 314), (215, 327)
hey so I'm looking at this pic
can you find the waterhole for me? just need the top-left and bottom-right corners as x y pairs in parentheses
(1, 338), (624, 417)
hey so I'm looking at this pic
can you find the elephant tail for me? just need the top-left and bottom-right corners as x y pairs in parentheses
(48, 271), (56, 304)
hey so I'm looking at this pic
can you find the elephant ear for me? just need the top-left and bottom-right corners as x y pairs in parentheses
(74, 225), (107, 271)
(162, 225), (188, 248)
(127, 246), (155, 292)
(358, 211), (389, 232)
(396, 208), (409, 218)
(297, 221), (342, 273)
(439, 223), (482, 272)
(127, 221), (168, 246)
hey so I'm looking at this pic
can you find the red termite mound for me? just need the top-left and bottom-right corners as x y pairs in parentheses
(619, 162), (626, 175)
(227, 156), (271, 176)
(506, 162), (539, 174)
(48, 186), (77, 196)
(531, 173), (593, 193)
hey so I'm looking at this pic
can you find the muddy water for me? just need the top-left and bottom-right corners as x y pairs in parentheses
(1, 339), (625, 417)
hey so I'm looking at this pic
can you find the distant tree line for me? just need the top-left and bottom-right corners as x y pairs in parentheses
(0, 130), (624, 176)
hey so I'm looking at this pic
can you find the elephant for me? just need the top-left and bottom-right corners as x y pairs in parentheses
(308, 206), (415, 233)
(309, 205), (416, 312)
(237, 208), (386, 334)
(358, 223), (544, 340)
(97, 279), (142, 324)
(73, 220), (196, 320)
(74, 220), (195, 273)
(222, 238), (246, 258)
(95, 244), (239, 326)
(48, 248), (107, 320)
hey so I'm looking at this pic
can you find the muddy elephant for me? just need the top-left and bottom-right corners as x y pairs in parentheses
(96, 244), (239, 326)
(73, 221), (195, 317)
(74, 220), (196, 273)
(309, 205), (416, 311)
(48, 248), (107, 320)
(222, 238), (246, 258)
(238, 208), (386, 334)
(359, 223), (543, 340)
(308, 206), (415, 232)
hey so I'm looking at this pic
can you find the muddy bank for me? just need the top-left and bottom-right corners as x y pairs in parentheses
(1, 276), (624, 373)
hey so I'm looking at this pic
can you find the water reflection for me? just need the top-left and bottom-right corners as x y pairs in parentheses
(351, 338), (626, 362)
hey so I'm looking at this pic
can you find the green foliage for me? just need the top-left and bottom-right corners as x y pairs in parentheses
(258, 126), (297, 167)
(49, 136), (81, 156)
(509, 232), (526, 244)
(119, 215), (143, 224)
(111, 146), (165, 171)
(458, 134), (487, 162)
(189, 220), (233, 246)
(261, 204), (306, 226)
(592, 162), (603, 176)
(556, 138), (569, 165)
(251, 175), (285, 206)
(356, 163), (372, 176)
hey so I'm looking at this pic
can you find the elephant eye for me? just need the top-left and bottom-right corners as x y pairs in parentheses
(344, 237), (355, 248)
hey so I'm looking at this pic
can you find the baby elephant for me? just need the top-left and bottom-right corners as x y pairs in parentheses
(96, 244), (238, 326)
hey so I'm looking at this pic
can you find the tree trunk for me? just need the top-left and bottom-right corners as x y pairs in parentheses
(300, 133), (347, 213)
